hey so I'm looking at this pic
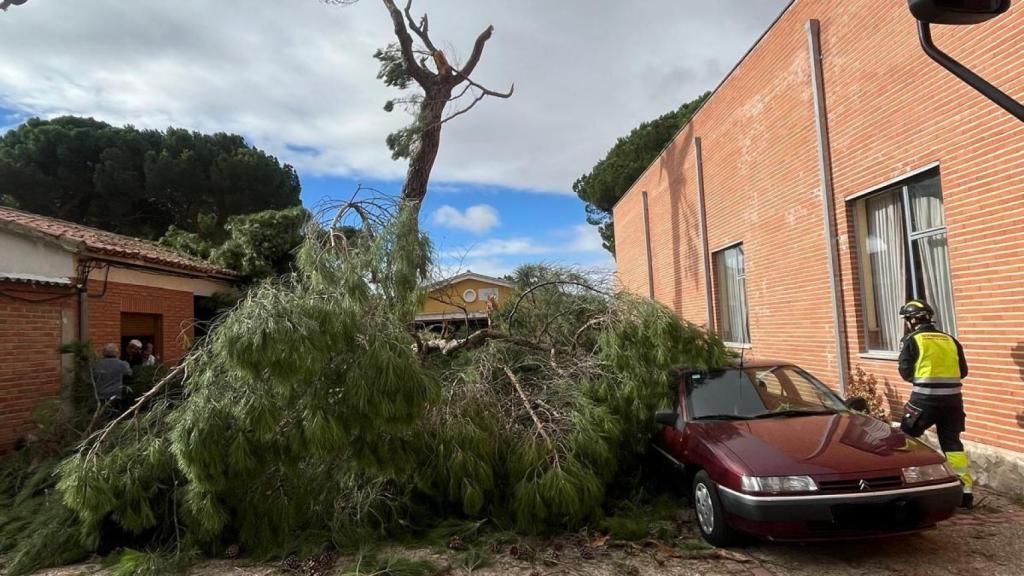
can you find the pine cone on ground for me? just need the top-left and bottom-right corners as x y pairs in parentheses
(282, 554), (301, 572)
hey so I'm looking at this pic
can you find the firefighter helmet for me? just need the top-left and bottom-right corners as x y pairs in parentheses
(899, 299), (934, 321)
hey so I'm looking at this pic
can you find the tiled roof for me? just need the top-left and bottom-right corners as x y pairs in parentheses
(0, 206), (235, 277)
(0, 273), (74, 287)
(430, 271), (514, 290)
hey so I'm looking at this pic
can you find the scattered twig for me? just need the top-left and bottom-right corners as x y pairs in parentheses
(82, 363), (186, 458)
(571, 317), (607, 353)
(507, 281), (610, 334)
(503, 365), (560, 469)
(422, 328), (550, 355)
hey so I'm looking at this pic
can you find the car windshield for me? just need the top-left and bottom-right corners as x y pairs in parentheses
(685, 366), (847, 420)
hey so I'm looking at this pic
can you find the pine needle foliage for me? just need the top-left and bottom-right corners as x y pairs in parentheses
(3, 203), (730, 574)
(0, 456), (94, 576)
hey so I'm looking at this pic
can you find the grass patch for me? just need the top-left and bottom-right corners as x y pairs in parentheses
(599, 493), (687, 542)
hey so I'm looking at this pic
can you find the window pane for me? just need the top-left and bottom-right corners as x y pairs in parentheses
(909, 176), (944, 233)
(913, 233), (956, 335)
(715, 246), (749, 344)
(864, 191), (907, 351)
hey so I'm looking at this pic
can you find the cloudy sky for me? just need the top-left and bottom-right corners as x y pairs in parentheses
(0, 0), (789, 277)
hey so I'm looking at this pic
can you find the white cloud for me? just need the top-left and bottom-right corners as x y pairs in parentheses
(431, 204), (501, 234)
(442, 224), (607, 260)
(443, 237), (550, 259)
(565, 224), (605, 253)
(0, 0), (788, 193)
(439, 258), (516, 279)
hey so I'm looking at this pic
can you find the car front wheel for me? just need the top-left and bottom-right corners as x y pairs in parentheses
(692, 470), (738, 547)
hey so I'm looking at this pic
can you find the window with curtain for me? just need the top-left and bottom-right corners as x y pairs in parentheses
(854, 172), (956, 352)
(714, 244), (749, 345)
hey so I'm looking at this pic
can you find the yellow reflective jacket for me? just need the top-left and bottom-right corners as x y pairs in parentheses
(898, 324), (968, 395)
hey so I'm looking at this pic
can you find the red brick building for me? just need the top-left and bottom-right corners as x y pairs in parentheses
(613, 1), (1023, 489)
(0, 207), (234, 451)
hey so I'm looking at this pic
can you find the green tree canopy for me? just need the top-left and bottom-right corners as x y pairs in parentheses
(0, 116), (301, 242)
(573, 93), (709, 254)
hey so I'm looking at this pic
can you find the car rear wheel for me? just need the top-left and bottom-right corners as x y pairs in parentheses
(692, 470), (738, 547)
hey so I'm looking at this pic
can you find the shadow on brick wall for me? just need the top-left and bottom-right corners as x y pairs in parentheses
(883, 377), (905, 421)
(1012, 342), (1024, 429)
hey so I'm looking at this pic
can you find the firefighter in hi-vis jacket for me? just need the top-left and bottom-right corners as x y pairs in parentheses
(897, 299), (975, 509)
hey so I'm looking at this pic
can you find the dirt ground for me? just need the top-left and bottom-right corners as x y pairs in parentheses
(18, 488), (1024, 576)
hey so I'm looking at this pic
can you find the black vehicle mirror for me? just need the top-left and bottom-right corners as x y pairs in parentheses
(654, 410), (678, 427)
(908, 0), (1010, 25)
(845, 396), (869, 413)
(909, 0), (1024, 123)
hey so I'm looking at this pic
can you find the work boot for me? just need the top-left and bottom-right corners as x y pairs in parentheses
(960, 493), (974, 510)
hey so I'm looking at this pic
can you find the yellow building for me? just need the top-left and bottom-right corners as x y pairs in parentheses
(417, 272), (514, 331)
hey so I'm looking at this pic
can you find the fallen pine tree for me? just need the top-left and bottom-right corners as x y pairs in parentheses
(0, 202), (730, 574)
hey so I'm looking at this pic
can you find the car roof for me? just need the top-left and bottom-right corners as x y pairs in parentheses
(727, 359), (795, 369)
(671, 360), (800, 375)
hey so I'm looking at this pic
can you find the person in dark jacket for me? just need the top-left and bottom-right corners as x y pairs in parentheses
(91, 343), (133, 417)
(897, 300), (974, 509)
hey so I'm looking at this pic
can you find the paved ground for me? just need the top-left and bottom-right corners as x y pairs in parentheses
(18, 488), (1024, 576)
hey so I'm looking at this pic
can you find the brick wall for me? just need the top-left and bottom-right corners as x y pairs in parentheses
(86, 279), (196, 365)
(614, 0), (1024, 453)
(0, 282), (76, 452)
(0, 277), (197, 452)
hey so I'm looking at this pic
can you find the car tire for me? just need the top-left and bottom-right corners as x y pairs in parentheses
(692, 470), (738, 547)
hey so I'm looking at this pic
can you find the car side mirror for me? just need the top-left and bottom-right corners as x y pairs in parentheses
(654, 410), (678, 427)
(845, 396), (869, 413)
(908, 0), (1010, 25)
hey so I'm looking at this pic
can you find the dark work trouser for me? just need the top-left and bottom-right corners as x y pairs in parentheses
(900, 393), (973, 493)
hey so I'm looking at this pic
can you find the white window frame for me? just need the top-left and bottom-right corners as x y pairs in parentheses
(852, 170), (957, 354)
(713, 243), (750, 346)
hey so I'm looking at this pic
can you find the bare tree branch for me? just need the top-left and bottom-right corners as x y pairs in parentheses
(502, 365), (560, 469)
(440, 90), (488, 125)
(0, 0), (29, 12)
(507, 281), (610, 334)
(422, 328), (549, 355)
(460, 24), (495, 79)
(571, 317), (607, 353)
(452, 68), (515, 98)
(381, 0), (433, 84)
(83, 363), (186, 459)
(403, 0), (438, 54)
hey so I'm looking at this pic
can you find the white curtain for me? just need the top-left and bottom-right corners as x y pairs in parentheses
(910, 178), (956, 334)
(866, 192), (906, 351)
(915, 235), (955, 334)
(716, 247), (749, 344)
(909, 178), (945, 232)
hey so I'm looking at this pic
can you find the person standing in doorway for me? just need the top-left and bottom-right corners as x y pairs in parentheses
(125, 339), (144, 367)
(897, 300), (974, 509)
(141, 342), (158, 366)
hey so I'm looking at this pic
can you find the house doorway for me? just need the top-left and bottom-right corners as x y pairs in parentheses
(120, 313), (162, 365)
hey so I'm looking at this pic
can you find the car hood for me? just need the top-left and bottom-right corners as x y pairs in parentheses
(696, 412), (945, 476)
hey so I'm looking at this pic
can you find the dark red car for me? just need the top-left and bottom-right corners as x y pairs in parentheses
(653, 362), (962, 546)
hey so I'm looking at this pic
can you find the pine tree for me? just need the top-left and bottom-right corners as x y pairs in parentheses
(3, 202), (729, 574)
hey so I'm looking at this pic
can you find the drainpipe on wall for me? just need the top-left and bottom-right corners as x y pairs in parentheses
(78, 287), (88, 342)
(641, 190), (655, 300)
(806, 19), (849, 396)
(694, 137), (714, 327)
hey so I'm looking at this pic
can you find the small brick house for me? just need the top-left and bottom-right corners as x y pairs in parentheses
(0, 206), (235, 452)
(613, 0), (1023, 490)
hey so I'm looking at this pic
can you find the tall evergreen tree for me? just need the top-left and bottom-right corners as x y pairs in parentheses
(574, 93), (709, 254)
(0, 116), (301, 242)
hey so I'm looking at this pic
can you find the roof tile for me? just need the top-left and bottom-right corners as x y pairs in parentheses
(0, 206), (235, 277)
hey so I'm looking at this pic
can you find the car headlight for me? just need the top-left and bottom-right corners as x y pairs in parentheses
(740, 475), (818, 494)
(902, 463), (955, 484)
